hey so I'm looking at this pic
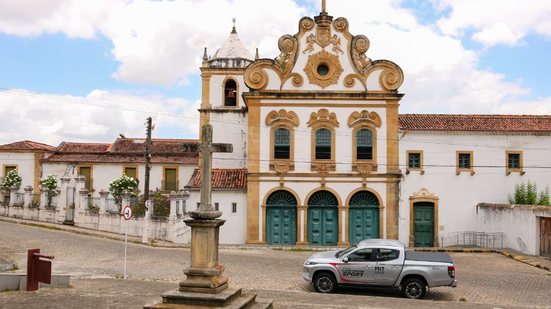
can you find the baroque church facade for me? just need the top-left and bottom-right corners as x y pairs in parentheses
(2, 4), (551, 250)
(198, 6), (551, 248)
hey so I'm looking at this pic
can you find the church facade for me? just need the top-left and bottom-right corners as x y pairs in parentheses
(199, 7), (551, 248)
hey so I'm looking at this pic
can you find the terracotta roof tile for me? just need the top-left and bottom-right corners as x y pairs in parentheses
(399, 114), (551, 133)
(0, 140), (56, 152)
(187, 169), (247, 190)
(42, 138), (200, 164)
(57, 142), (111, 153)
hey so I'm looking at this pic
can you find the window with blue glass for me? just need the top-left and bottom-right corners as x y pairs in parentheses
(274, 128), (290, 159)
(356, 129), (373, 160)
(315, 128), (331, 160)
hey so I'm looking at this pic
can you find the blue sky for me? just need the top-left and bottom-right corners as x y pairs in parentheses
(0, 0), (550, 145)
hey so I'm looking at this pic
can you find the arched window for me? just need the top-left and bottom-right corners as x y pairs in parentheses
(315, 128), (332, 160)
(274, 128), (290, 159)
(224, 79), (237, 106)
(356, 129), (373, 160)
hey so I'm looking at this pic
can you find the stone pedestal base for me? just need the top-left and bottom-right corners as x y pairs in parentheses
(143, 287), (273, 309)
(179, 266), (228, 293)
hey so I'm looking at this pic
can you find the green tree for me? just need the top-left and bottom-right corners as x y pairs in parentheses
(526, 180), (538, 205)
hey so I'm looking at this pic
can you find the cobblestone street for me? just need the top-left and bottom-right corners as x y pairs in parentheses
(1, 221), (551, 308)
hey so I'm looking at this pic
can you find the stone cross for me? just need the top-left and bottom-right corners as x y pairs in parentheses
(322, 0), (326, 13)
(183, 123), (232, 219)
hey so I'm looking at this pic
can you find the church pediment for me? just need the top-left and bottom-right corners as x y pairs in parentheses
(244, 11), (404, 92)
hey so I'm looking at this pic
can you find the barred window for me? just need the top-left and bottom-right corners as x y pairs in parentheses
(274, 128), (290, 159)
(356, 129), (373, 160)
(315, 128), (331, 160)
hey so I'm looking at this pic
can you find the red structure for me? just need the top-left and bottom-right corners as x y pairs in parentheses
(26, 249), (54, 291)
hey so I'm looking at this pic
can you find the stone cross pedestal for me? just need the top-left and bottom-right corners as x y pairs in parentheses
(146, 124), (276, 308)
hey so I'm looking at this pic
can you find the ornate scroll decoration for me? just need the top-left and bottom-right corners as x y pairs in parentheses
(307, 108), (339, 128)
(275, 35), (299, 75)
(331, 17), (404, 92)
(303, 50), (343, 89)
(347, 110), (382, 128)
(265, 109), (300, 127)
(244, 20), (309, 90)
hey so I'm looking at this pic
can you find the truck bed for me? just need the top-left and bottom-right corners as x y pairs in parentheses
(405, 251), (452, 264)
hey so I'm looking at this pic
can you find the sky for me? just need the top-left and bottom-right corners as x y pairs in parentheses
(0, 0), (550, 146)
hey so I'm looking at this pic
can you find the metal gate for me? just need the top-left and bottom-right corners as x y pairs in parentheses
(266, 191), (297, 245)
(348, 191), (379, 244)
(541, 217), (551, 258)
(308, 191), (338, 246)
(413, 202), (434, 247)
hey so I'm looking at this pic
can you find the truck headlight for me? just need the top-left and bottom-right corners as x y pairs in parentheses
(305, 261), (317, 266)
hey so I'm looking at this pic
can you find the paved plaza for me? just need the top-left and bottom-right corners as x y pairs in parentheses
(1, 220), (550, 308)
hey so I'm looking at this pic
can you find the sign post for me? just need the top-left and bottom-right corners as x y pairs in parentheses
(122, 206), (132, 279)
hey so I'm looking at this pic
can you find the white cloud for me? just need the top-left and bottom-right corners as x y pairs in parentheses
(0, 89), (199, 145)
(435, 0), (551, 46)
(0, 0), (549, 132)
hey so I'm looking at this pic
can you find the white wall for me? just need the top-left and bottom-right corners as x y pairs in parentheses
(399, 132), (551, 244)
(211, 112), (248, 169)
(0, 152), (36, 188)
(187, 190), (248, 244)
(43, 162), (197, 196)
(477, 204), (551, 255)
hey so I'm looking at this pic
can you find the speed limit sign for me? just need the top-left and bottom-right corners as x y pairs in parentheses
(122, 206), (133, 220)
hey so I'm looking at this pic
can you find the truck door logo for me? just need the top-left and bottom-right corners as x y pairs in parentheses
(342, 268), (364, 277)
(374, 266), (385, 274)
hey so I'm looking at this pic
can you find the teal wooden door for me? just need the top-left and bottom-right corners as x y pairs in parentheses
(266, 191), (297, 245)
(308, 191), (338, 246)
(414, 202), (434, 247)
(348, 191), (379, 244)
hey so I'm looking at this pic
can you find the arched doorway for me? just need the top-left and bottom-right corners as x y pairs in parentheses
(348, 191), (379, 244)
(266, 190), (297, 245)
(308, 191), (338, 246)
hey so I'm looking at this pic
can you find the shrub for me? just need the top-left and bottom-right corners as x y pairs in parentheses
(2, 170), (22, 189)
(40, 175), (58, 208)
(538, 187), (550, 206)
(109, 175), (138, 206)
(509, 181), (550, 206)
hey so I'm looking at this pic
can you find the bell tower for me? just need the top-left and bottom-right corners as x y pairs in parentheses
(199, 20), (255, 168)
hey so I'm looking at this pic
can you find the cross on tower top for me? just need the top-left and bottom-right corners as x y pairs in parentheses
(322, 0), (326, 13)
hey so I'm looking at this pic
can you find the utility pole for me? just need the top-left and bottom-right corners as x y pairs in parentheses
(144, 117), (152, 202)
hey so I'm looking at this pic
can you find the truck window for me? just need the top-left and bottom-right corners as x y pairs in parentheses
(374, 249), (400, 261)
(347, 248), (374, 262)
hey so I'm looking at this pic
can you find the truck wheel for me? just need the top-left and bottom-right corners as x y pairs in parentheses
(401, 278), (427, 299)
(313, 272), (337, 293)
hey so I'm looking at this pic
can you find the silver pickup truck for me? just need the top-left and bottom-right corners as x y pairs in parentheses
(303, 239), (457, 299)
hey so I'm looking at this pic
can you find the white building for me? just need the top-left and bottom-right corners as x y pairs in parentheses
(1, 6), (550, 252)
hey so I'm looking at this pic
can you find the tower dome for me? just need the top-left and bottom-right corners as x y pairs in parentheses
(205, 19), (254, 69)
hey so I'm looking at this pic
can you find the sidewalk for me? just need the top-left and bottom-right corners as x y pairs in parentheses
(1, 216), (550, 273)
(0, 278), (511, 309)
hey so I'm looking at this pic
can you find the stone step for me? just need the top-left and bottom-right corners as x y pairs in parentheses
(246, 297), (274, 309)
(225, 293), (256, 309)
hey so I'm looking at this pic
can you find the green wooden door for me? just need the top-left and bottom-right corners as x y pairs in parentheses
(414, 202), (434, 247)
(308, 191), (338, 246)
(348, 191), (379, 244)
(266, 191), (297, 245)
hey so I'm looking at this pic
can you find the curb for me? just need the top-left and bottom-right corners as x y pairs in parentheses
(501, 251), (551, 272)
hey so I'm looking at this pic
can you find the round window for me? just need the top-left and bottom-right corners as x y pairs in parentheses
(317, 64), (330, 76)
